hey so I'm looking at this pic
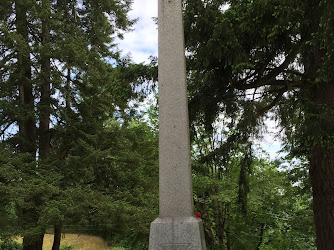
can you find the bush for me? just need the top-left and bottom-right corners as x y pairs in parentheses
(0, 240), (22, 250)
(60, 244), (75, 250)
(110, 232), (148, 250)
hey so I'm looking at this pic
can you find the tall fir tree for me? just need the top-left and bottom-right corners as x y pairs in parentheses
(0, 0), (159, 249)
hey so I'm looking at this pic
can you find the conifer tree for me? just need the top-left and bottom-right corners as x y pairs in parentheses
(0, 0), (155, 249)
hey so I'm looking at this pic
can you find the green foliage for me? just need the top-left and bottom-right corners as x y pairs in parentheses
(0, 0), (157, 248)
(184, 1), (334, 246)
(90, 120), (158, 247)
(184, 0), (334, 153)
(191, 119), (315, 249)
(59, 244), (74, 250)
(110, 232), (149, 250)
(0, 240), (22, 250)
(193, 153), (315, 249)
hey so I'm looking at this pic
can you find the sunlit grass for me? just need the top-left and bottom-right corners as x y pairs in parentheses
(16, 233), (116, 250)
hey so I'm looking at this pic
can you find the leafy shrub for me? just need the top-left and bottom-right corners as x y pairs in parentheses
(0, 240), (22, 250)
(60, 244), (75, 250)
(110, 232), (148, 250)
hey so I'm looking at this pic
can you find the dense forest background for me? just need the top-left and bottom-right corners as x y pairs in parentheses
(2, 0), (334, 249)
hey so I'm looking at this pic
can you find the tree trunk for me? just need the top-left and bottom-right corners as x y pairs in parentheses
(23, 234), (44, 250)
(310, 146), (334, 249)
(15, 0), (35, 156)
(217, 202), (226, 250)
(52, 224), (63, 250)
(66, 67), (71, 110)
(39, 0), (51, 159)
(15, 1), (44, 249)
(308, 82), (334, 249)
(201, 193), (214, 248)
(257, 223), (265, 249)
(213, 199), (225, 248)
(225, 204), (231, 250)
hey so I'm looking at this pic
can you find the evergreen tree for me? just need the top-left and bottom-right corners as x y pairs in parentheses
(184, 0), (334, 248)
(0, 0), (158, 249)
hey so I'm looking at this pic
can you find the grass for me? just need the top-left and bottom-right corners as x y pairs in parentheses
(16, 233), (116, 250)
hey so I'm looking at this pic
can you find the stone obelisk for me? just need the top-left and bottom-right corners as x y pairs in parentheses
(149, 0), (206, 248)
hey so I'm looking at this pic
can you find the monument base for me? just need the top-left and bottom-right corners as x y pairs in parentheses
(149, 216), (206, 250)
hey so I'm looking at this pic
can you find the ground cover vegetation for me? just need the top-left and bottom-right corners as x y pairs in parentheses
(0, 0), (326, 249)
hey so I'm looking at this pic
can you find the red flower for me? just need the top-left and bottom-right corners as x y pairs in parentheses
(196, 212), (201, 218)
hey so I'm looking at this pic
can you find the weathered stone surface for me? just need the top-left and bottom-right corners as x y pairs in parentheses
(149, 0), (206, 248)
(149, 217), (206, 250)
(158, 0), (193, 217)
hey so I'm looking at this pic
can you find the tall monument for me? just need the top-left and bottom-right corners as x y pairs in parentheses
(148, 0), (206, 248)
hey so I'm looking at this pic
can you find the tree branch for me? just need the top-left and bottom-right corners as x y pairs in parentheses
(233, 46), (305, 91)
(261, 48), (299, 82)
(0, 120), (15, 137)
(234, 79), (305, 91)
(256, 87), (287, 116)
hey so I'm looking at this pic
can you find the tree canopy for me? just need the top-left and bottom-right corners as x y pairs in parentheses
(184, 0), (334, 248)
(0, 0), (157, 249)
(2, 0), (333, 249)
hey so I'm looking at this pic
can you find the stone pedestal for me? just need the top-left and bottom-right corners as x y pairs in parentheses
(149, 217), (206, 250)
